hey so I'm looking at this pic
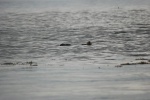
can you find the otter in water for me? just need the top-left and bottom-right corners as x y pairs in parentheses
(60, 43), (71, 46)
(82, 41), (92, 46)
(60, 41), (92, 46)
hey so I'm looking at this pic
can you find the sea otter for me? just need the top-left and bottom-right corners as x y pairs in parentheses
(82, 41), (92, 46)
(60, 43), (71, 46)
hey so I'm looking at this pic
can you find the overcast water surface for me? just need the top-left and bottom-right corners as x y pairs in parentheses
(0, 1), (150, 100)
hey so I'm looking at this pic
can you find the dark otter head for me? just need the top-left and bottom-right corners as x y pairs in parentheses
(87, 41), (92, 45)
(82, 41), (92, 46)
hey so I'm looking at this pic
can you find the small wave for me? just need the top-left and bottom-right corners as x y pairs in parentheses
(128, 53), (150, 57)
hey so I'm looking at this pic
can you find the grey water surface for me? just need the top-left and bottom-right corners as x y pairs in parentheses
(0, 1), (150, 100)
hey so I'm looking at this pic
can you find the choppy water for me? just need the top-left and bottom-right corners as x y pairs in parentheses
(0, 8), (150, 61)
(1, 7), (150, 100)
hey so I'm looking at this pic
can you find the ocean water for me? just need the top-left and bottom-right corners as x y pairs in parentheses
(0, 4), (150, 100)
(0, 7), (150, 61)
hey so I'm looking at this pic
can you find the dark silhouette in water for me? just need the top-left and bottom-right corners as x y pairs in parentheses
(60, 41), (92, 46)
(60, 43), (71, 46)
(82, 41), (92, 46)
